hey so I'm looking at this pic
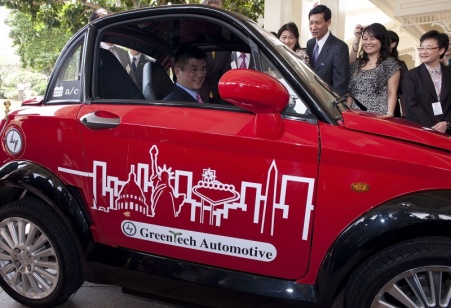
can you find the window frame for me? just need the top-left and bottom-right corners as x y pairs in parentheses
(44, 35), (86, 105)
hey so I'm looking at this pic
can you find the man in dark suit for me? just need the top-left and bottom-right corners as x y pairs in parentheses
(100, 43), (129, 70)
(198, 0), (231, 104)
(163, 46), (207, 103)
(199, 51), (231, 104)
(306, 5), (349, 96)
(403, 30), (451, 134)
(127, 49), (155, 92)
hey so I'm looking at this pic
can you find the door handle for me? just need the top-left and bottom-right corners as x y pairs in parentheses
(80, 111), (120, 130)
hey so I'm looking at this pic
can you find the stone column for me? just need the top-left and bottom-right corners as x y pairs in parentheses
(319, 0), (346, 40)
(263, 0), (302, 34)
(299, 0), (315, 47)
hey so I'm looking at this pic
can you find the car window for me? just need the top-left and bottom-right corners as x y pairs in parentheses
(253, 25), (342, 121)
(93, 15), (312, 115)
(260, 52), (309, 116)
(94, 42), (146, 100)
(47, 40), (84, 103)
(91, 16), (250, 104)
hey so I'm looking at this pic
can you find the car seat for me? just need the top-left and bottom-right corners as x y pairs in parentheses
(142, 62), (174, 100)
(97, 48), (145, 100)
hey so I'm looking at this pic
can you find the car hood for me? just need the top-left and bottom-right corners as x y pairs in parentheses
(341, 111), (451, 152)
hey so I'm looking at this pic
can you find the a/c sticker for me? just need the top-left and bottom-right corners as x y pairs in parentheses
(121, 220), (277, 262)
(5, 127), (23, 155)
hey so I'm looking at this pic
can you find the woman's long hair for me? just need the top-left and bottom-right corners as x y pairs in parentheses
(358, 23), (391, 69)
(277, 22), (301, 51)
(388, 30), (400, 60)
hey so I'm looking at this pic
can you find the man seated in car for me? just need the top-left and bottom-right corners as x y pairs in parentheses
(163, 46), (207, 103)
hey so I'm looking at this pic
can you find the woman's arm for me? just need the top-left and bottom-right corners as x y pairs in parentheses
(350, 24), (363, 64)
(386, 70), (401, 116)
(346, 96), (353, 108)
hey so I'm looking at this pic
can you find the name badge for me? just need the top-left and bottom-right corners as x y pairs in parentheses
(432, 102), (443, 116)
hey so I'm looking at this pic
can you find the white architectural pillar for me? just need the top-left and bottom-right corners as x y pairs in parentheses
(318, 0), (346, 40)
(299, 0), (315, 47)
(263, 0), (302, 34)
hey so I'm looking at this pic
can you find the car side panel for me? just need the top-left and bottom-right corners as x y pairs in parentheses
(315, 190), (451, 305)
(0, 104), (104, 241)
(300, 122), (451, 284)
(74, 103), (319, 279)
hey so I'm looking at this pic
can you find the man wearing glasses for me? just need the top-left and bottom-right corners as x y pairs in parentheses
(403, 30), (451, 135)
(164, 46), (207, 103)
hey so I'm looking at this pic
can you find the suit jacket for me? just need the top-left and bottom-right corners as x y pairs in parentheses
(128, 55), (153, 91)
(306, 33), (349, 96)
(97, 49), (144, 100)
(403, 63), (451, 134)
(114, 46), (130, 70)
(199, 51), (231, 104)
(100, 44), (130, 70)
(163, 84), (198, 103)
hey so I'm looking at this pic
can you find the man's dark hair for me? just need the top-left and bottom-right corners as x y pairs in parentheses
(420, 30), (449, 59)
(174, 46), (207, 68)
(201, 0), (222, 6)
(89, 8), (108, 22)
(308, 5), (331, 21)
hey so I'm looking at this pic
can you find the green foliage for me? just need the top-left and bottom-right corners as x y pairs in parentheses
(1, 0), (264, 74)
(223, 0), (264, 22)
(59, 3), (92, 34)
(6, 11), (71, 74)
(1, 69), (47, 99)
(32, 81), (48, 96)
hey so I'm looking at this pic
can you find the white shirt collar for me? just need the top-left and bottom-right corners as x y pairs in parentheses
(316, 30), (331, 51)
(129, 53), (141, 62)
(176, 83), (197, 100)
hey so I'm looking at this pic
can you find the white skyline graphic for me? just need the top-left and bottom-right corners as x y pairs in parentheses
(58, 145), (314, 238)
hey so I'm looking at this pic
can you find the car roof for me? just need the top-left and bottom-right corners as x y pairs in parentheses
(89, 5), (255, 57)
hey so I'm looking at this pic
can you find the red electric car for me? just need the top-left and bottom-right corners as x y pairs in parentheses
(0, 5), (450, 308)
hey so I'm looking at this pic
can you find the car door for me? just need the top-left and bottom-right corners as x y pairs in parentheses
(77, 102), (318, 280)
(73, 15), (319, 280)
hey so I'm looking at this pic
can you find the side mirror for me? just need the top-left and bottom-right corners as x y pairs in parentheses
(218, 69), (289, 113)
(219, 69), (289, 139)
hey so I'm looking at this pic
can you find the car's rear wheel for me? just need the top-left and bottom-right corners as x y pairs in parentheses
(346, 237), (451, 308)
(0, 197), (83, 307)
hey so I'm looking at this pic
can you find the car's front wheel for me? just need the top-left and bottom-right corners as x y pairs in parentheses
(0, 197), (83, 307)
(346, 237), (451, 308)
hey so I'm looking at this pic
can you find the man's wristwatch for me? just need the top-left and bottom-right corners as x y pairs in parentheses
(446, 121), (451, 130)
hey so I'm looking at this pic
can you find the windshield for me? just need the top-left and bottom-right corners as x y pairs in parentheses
(256, 27), (343, 121)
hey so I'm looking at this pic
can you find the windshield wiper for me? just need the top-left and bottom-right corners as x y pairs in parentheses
(331, 93), (367, 111)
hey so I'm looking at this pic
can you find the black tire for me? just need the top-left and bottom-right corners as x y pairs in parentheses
(0, 197), (83, 307)
(345, 237), (451, 308)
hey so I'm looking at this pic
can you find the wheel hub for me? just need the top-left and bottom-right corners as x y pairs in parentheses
(372, 266), (451, 308)
(13, 248), (33, 273)
(0, 216), (60, 299)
